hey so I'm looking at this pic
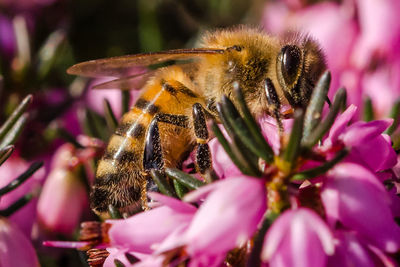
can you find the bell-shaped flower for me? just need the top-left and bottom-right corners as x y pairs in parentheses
(322, 105), (396, 172)
(37, 143), (88, 235)
(321, 162), (400, 252)
(327, 230), (397, 267)
(108, 192), (196, 254)
(182, 176), (266, 258)
(262, 208), (335, 267)
(0, 217), (40, 267)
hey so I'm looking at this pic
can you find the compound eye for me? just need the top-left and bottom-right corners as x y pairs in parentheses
(280, 45), (302, 86)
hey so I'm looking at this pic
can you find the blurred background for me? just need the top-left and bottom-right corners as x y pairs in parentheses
(0, 0), (399, 266)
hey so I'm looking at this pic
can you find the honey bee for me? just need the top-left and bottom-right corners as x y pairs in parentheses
(67, 26), (326, 214)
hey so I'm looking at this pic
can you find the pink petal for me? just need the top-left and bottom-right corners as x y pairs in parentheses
(352, 0), (400, 68)
(341, 119), (392, 147)
(322, 163), (400, 252)
(147, 192), (197, 213)
(327, 231), (375, 267)
(208, 134), (241, 178)
(103, 248), (136, 267)
(37, 168), (87, 235)
(0, 218), (40, 267)
(262, 208), (334, 267)
(184, 176), (266, 256)
(109, 203), (195, 254)
(323, 105), (357, 147)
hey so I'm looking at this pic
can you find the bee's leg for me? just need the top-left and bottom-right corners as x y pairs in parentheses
(265, 78), (284, 135)
(141, 117), (164, 208)
(144, 118), (164, 171)
(192, 103), (214, 180)
(142, 114), (191, 206)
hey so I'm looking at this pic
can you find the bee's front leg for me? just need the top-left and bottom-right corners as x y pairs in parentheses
(192, 103), (213, 178)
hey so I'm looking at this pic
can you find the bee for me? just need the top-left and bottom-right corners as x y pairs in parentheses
(67, 26), (326, 214)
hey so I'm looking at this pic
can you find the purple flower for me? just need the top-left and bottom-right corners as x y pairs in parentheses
(0, 155), (44, 236)
(183, 176), (266, 257)
(0, 217), (40, 267)
(36, 141), (105, 235)
(327, 230), (397, 267)
(321, 105), (397, 172)
(108, 193), (196, 254)
(262, 208), (335, 267)
(321, 162), (400, 253)
(0, 15), (16, 60)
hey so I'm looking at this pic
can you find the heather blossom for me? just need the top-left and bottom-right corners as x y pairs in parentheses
(85, 78), (399, 266)
(0, 217), (40, 267)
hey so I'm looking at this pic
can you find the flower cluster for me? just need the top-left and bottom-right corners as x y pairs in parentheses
(61, 76), (400, 267)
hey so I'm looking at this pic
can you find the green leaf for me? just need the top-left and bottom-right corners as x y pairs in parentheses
(57, 128), (85, 149)
(217, 100), (261, 177)
(385, 99), (400, 136)
(173, 179), (189, 199)
(0, 145), (14, 166)
(303, 71), (331, 139)
(0, 193), (33, 217)
(0, 113), (28, 149)
(282, 109), (304, 167)
(108, 204), (122, 219)
(292, 149), (348, 180)
(122, 91), (130, 115)
(0, 161), (43, 196)
(103, 98), (119, 132)
(302, 88), (347, 149)
(37, 30), (66, 80)
(363, 97), (374, 122)
(150, 169), (176, 197)
(233, 83), (274, 163)
(0, 94), (32, 142)
(222, 92), (274, 164)
(246, 211), (279, 267)
(210, 120), (252, 175)
(165, 168), (205, 190)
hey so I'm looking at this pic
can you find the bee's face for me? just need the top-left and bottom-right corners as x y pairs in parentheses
(200, 28), (326, 116)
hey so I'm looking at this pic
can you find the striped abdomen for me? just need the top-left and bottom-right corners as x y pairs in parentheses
(90, 67), (204, 214)
(91, 105), (153, 213)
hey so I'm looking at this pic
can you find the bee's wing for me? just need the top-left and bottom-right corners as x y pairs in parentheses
(92, 71), (156, 90)
(67, 48), (225, 78)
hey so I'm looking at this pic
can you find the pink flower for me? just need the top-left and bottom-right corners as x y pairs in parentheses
(37, 143), (90, 235)
(183, 176), (266, 257)
(322, 105), (396, 172)
(0, 217), (40, 267)
(85, 77), (143, 119)
(262, 208), (335, 267)
(327, 230), (397, 267)
(0, 155), (44, 236)
(108, 193), (196, 254)
(0, 15), (15, 60)
(321, 162), (400, 253)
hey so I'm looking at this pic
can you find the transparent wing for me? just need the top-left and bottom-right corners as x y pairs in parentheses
(67, 48), (224, 78)
(91, 71), (156, 90)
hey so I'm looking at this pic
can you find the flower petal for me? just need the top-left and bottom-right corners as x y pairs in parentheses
(184, 176), (266, 256)
(322, 163), (400, 252)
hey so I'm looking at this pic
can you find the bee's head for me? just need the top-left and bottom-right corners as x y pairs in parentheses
(276, 35), (326, 108)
